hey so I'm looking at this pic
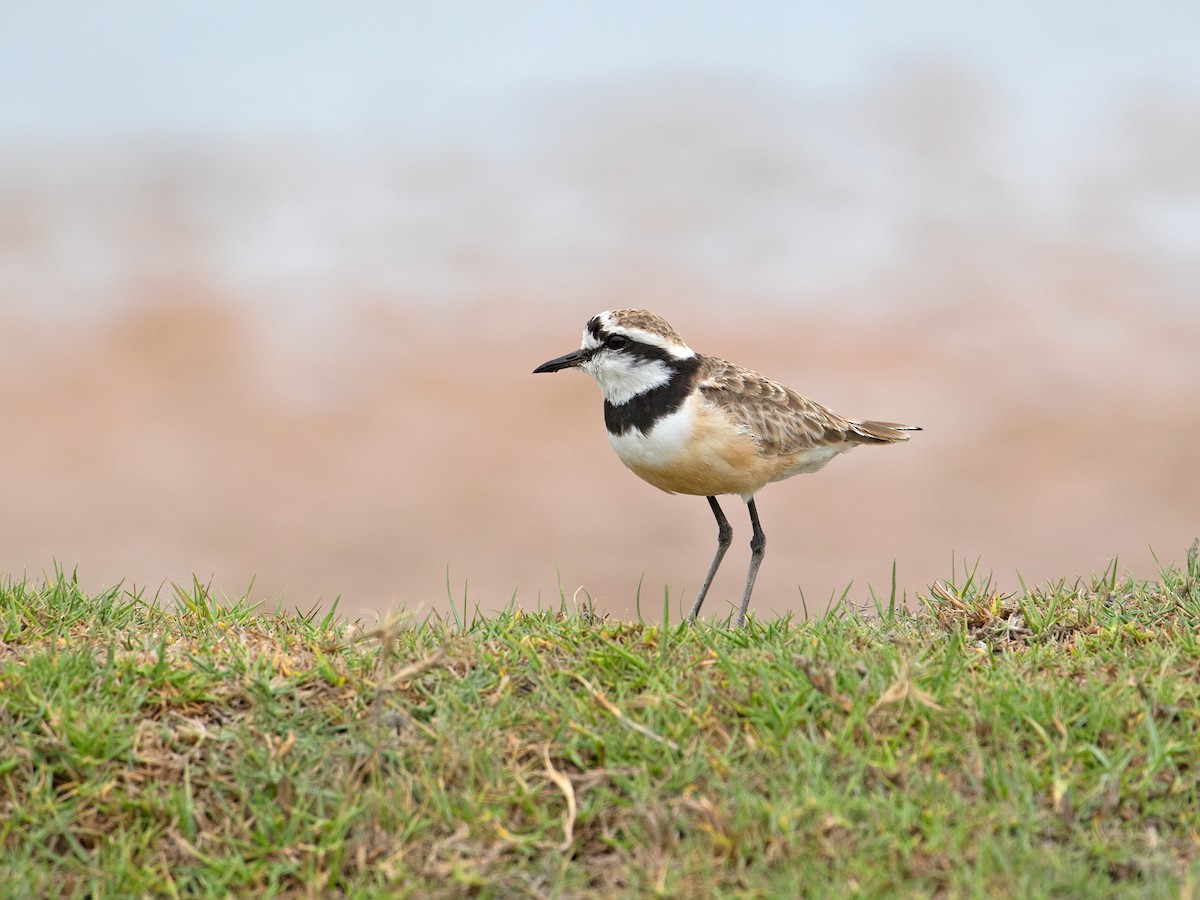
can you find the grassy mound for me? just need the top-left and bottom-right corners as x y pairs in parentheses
(2, 551), (1199, 897)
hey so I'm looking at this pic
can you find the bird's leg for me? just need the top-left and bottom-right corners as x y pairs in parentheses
(687, 496), (732, 623)
(734, 498), (766, 627)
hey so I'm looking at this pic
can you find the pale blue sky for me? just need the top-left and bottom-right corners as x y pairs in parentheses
(2, 1), (1197, 323)
(2, 1), (1197, 142)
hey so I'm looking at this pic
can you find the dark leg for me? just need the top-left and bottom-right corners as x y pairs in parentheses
(734, 498), (766, 627)
(687, 496), (732, 623)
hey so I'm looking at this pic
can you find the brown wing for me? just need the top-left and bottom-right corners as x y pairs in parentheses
(696, 356), (857, 458)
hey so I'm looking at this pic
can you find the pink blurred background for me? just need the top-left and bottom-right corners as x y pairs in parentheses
(2, 3), (1198, 622)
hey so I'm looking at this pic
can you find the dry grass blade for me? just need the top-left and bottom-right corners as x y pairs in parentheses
(570, 673), (680, 751)
(351, 609), (415, 647)
(381, 645), (450, 688)
(794, 656), (854, 712)
(353, 609), (450, 688)
(930, 580), (967, 608)
(869, 661), (944, 722)
(542, 745), (577, 852)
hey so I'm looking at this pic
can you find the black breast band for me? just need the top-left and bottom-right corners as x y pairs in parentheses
(604, 356), (702, 436)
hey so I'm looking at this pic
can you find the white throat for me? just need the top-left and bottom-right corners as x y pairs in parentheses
(581, 355), (673, 406)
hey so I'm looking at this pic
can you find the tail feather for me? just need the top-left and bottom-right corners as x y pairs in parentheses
(849, 420), (921, 444)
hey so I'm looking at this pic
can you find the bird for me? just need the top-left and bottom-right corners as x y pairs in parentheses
(534, 309), (919, 627)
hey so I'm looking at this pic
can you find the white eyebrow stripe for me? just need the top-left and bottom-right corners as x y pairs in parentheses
(619, 327), (695, 359)
(592, 311), (695, 358)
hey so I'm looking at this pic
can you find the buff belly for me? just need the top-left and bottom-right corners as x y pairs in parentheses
(606, 396), (803, 498)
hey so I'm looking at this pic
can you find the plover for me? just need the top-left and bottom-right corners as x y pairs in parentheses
(534, 309), (919, 626)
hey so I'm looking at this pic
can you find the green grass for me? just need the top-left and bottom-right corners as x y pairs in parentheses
(2, 550), (1199, 898)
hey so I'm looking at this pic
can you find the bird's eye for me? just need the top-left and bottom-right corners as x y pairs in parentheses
(606, 335), (629, 350)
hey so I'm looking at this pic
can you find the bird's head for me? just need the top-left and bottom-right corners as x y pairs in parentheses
(533, 309), (696, 405)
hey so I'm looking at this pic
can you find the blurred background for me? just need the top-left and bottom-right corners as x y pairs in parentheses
(2, 2), (1198, 622)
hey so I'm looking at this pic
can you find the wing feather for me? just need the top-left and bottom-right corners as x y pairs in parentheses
(696, 357), (855, 457)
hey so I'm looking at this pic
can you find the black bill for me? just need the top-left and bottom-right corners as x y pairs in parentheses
(533, 348), (585, 374)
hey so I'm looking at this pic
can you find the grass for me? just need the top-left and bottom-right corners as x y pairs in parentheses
(2, 549), (1199, 898)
